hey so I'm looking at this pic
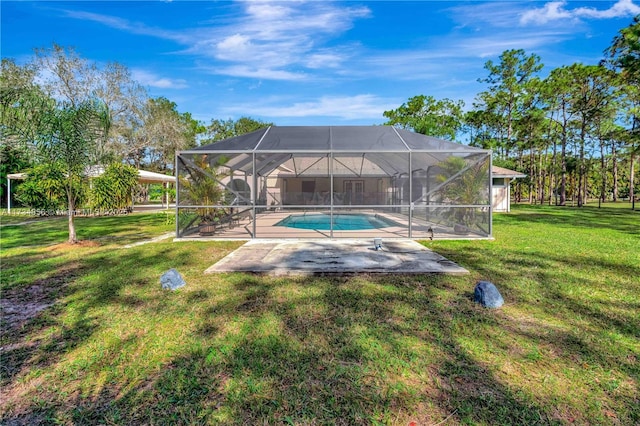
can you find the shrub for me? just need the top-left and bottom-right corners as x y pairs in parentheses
(91, 163), (138, 210)
(15, 163), (68, 210)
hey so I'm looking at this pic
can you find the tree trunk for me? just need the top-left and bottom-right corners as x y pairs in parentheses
(600, 136), (606, 207)
(612, 142), (618, 202)
(559, 105), (568, 206)
(560, 137), (567, 206)
(571, 172), (576, 206)
(539, 150), (546, 204)
(550, 134), (557, 205)
(516, 148), (524, 203)
(632, 117), (637, 211)
(67, 190), (77, 243)
(577, 123), (586, 207)
(529, 141), (535, 204)
(631, 150), (636, 211)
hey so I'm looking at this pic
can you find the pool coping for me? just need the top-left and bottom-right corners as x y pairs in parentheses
(273, 212), (402, 231)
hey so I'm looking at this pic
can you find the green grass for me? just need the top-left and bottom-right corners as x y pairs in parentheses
(1, 204), (638, 425)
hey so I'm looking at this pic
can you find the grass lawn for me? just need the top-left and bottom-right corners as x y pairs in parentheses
(1, 205), (638, 425)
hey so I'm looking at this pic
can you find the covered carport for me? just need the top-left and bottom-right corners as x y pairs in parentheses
(5, 167), (176, 213)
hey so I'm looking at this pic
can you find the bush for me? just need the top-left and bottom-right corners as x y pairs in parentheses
(91, 163), (138, 210)
(15, 163), (68, 210)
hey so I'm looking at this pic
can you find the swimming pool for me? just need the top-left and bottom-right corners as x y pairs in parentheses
(275, 213), (398, 231)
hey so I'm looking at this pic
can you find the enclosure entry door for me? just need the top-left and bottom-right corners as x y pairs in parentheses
(344, 180), (364, 205)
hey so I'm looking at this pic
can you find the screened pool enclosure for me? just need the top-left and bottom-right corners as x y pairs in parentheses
(176, 126), (492, 239)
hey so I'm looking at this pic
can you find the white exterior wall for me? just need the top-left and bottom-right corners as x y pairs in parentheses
(492, 178), (511, 212)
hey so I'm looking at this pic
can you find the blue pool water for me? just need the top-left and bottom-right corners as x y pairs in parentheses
(275, 213), (396, 231)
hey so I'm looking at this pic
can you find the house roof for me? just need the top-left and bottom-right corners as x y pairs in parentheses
(492, 166), (527, 179)
(136, 169), (176, 184)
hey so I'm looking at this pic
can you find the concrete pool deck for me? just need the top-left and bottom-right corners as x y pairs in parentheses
(204, 239), (468, 276)
(177, 210), (491, 240)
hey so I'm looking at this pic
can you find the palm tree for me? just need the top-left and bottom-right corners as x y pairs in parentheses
(3, 82), (111, 242)
(34, 99), (111, 243)
(180, 154), (225, 235)
(435, 156), (490, 233)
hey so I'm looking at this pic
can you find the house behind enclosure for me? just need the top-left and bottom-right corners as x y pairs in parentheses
(176, 126), (494, 239)
(492, 166), (527, 212)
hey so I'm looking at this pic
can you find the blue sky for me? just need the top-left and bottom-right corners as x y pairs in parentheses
(2, 1), (639, 126)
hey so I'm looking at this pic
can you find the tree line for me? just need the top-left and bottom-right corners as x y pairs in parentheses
(384, 17), (639, 210)
(0, 43), (271, 197)
(0, 44), (270, 242)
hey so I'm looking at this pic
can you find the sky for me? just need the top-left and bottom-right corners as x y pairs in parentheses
(2, 0), (639, 126)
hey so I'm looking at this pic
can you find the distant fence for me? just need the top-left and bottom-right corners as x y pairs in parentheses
(1, 208), (132, 217)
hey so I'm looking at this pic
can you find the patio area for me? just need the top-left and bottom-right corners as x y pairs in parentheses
(176, 209), (491, 240)
(204, 239), (469, 276)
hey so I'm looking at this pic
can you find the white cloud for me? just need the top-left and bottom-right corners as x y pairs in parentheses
(305, 51), (346, 69)
(217, 33), (252, 52)
(210, 65), (307, 81)
(215, 34), (255, 61)
(198, 1), (370, 78)
(520, 0), (640, 25)
(61, 10), (189, 43)
(352, 26), (570, 82)
(238, 1), (371, 36)
(435, 2), (576, 61)
(449, 2), (531, 29)
(244, 2), (291, 20)
(574, 0), (640, 18)
(63, 1), (371, 82)
(453, 32), (569, 58)
(131, 69), (188, 89)
(421, 0), (618, 70)
(224, 94), (396, 120)
(520, 1), (574, 25)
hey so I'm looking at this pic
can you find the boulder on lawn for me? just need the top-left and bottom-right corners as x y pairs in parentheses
(474, 281), (504, 308)
(160, 268), (186, 291)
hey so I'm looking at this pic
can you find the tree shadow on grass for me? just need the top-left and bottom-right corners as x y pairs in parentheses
(430, 242), (639, 423)
(3, 249), (638, 424)
(0, 257), (96, 406)
(434, 243), (640, 338)
(16, 274), (567, 425)
(0, 242), (193, 423)
(0, 218), (71, 249)
(0, 213), (170, 250)
(353, 275), (567, 425)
